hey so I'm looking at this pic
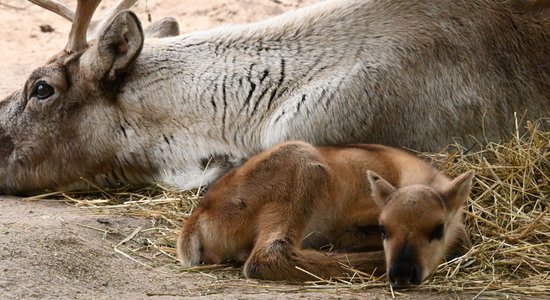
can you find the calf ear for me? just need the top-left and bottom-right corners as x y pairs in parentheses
(367, 170), (397, 209)
(80, 10), (144, 90)
(441, 171), (474, 211)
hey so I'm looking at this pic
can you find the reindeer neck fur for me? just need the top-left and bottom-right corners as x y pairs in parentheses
(92, 0), (550, 190)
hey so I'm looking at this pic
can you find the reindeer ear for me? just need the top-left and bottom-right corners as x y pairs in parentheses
(367, 170), (397, 209)
(144, 17), (180, 38)
(441, 171), (474, 211)
(80, 11), (144, 90)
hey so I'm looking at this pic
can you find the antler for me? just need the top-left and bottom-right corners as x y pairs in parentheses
(28, 0), (139, 53)
(65, 0), (102, 53)
(28, 0), (74, 22)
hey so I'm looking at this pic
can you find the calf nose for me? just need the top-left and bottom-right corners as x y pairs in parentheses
(389, 261), (421, 288)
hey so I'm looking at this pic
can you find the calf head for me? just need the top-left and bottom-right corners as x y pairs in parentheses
(368, 170), (474, 288)
(0, 1), (144, 195)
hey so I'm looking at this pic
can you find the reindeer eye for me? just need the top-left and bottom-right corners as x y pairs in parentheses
(379, 225), (387, 240)
(430, 224), (445, 241)
(31, 81), (55, 100)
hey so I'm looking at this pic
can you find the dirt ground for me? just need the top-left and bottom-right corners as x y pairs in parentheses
(0, 1), (474, 299)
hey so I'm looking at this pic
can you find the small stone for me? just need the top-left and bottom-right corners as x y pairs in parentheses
(97, 218), (111, 225)
(39, 24), (54, 33)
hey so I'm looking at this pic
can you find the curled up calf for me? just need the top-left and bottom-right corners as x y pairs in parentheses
(177, 141), (473, 288)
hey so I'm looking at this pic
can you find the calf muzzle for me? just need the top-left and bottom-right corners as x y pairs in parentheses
(389, 258), (422, 288)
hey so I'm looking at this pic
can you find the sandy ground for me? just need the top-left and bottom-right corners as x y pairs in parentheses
(0, 1), (471, 299)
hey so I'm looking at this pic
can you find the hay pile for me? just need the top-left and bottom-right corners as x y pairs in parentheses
(419, 121), (549, 296)
(52, 122), (549, 297)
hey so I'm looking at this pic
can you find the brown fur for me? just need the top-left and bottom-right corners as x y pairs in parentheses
(177, 141), (473, 287)
(511, 0), (550, 17)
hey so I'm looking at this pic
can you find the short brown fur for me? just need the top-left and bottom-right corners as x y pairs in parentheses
(177, 141), (474, 287)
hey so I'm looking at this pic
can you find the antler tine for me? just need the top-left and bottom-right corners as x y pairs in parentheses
(28, 0), (75, 22)
(29, 0), (140, 43)
(65, 0), (102, 53)
(87, 0), (139, 39)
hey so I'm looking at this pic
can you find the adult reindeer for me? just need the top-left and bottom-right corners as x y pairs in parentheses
(0, 0), (548, 195)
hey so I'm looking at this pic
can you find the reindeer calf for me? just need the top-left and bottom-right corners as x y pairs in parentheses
(177, 141), (473, 287)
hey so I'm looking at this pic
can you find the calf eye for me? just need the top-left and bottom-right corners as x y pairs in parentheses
(430, 224), (445, 241)
(379, 225), (387, 240)
(31, 81), (55, 100)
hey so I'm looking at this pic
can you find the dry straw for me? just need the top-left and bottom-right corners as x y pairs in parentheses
(418, 121), (549, 296)
(57, 121), (549, 297)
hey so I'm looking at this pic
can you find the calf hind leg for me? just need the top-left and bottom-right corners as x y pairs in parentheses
(242, 159), (370, 281)
(243, 211), (387, 281)
(242, 166), (386, 281)
(243, 202), (348, 281)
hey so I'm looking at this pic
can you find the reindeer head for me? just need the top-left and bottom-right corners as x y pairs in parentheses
(368, 170), (474, 288)
(0, 0), (147, 195)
